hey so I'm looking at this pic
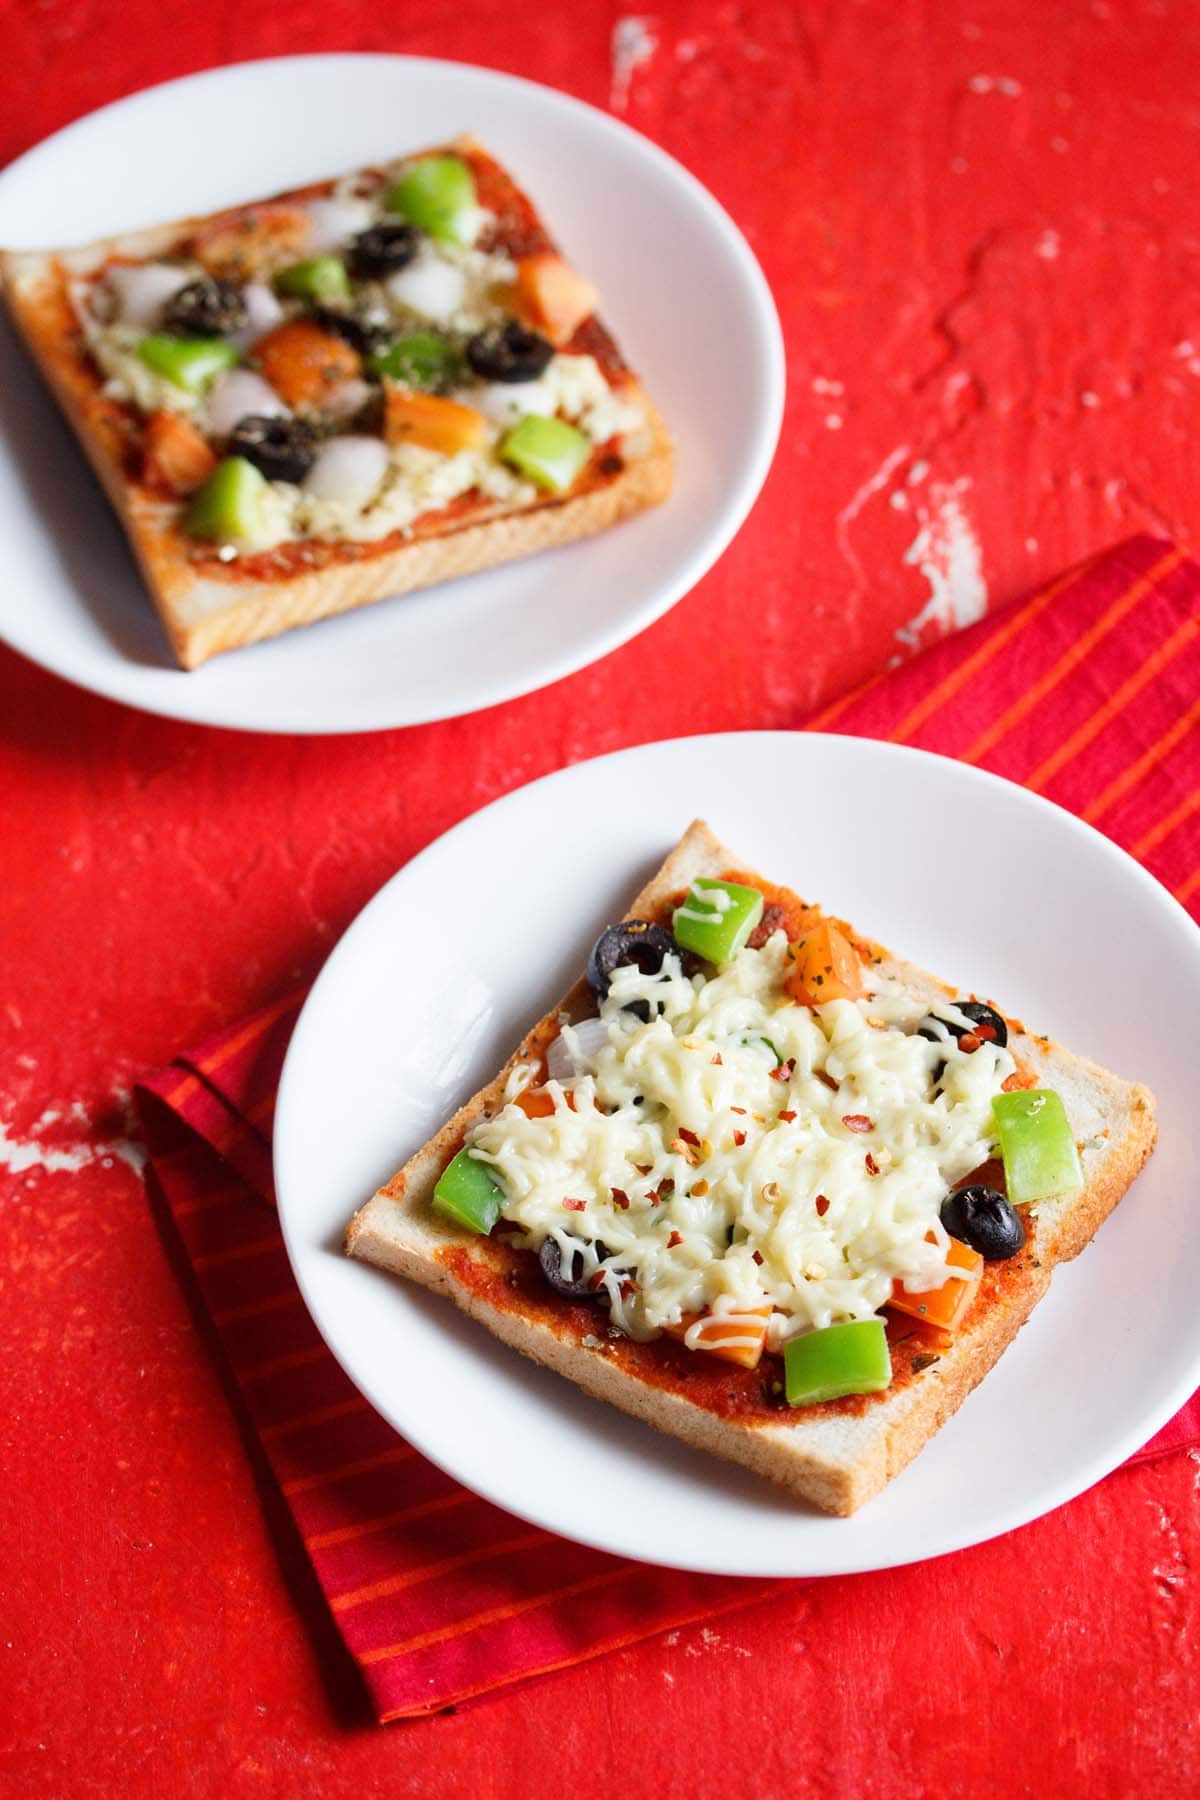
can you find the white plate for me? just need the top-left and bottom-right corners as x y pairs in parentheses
(275, 733), (1200, 1577)
(0, 55), (783, 734)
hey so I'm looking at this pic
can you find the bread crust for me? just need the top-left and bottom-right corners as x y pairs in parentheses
(0, 139), (674, 669)
(345, 822), (1157, 1515)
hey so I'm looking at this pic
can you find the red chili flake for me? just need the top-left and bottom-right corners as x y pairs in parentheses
(562, 1197), (586, 1211)
(647, 1190), (662, 1206)
(747, 903), (786, 949)
(730, 1106), (747, 1116)
(817, 1071), (839, 1091)
(959, 1031), (982, 1054)
(733, 1130), (747, 1147)
(691, 1178), (710, 1197)
(711, 1053), (723, 1066)
(634, 1163), (653, 1175)
(610, 1187), (630, 1210)
(667, 1231), (683, 1248)
(659, 1178), (675, 1196)
(865, 1153), (880, 1176)
(778, 1109), (797, 1123)
(842, 1114), (874, 1133)
(590, 1271), (607, 1291)
(678, 1126), (701, 1147)
(768, 1058), (796, 1082)
(973, 1023), (997, 1042)
(752, 1250), (764, 1266)
(620, 1278), (638, 1297)
(815, 1194), (830, 1216)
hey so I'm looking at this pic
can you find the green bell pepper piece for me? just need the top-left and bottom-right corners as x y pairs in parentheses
(137, 334), (239, 394)
(672, 878), (765, 965)
(368, 331), (462, 389)
(385, 156), (477, 244)
(499, 415), (590, 492)
(275, 256), (351, 302)
(184, 456), (268, 544)
(992, 1088), (1082, 1206)
(784, 1318), (892, 1406)
(432, 1149), (504, 1234)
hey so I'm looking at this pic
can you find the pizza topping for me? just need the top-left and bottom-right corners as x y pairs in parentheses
(204, 369), (290, 438)
(163, 275), (249, 339)
(184, 456), (269, 545)
(301, 435), (389, 508)
(251, 318), (362, 410)
(433, 1148), (505, 1235)
(107, 261), (195, 329)
(466, 320), (556, 384)
(140, 410), (217, 498)
(228, 414), (319, 484)
(303, 195), (374, 254)
(369, 331), (463, 390)
(991, 1088), (1082, 1206)
(539, 1234), (608, 1298)
(783, 1319), (892, 1407)
(585, 922), (676, 1017)
(920, 1000), (1009, 1051)
(499, 415), (590, 492)
(940, 1185), (1026, 1260)
(385, 155), (481, 247)
(382, 389), (488, 455)
(515, 251), (598, 345)
(276, 256), (352, 305)
(672, 879), (765, 966)
(348, 220), (422, 278)
(137, 334), (240, 395)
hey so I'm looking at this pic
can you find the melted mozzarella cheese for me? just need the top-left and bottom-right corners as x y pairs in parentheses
(466, 935), (1015, 1344)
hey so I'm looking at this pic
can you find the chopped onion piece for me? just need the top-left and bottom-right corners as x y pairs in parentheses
(230, 281), (285, 351)
(302, 435), (388, 508)
(546, 1016), (609, 1081)
(304, 197), (373, 253)
(322, 378), (374, 420)
(386, 254), (466, 325)
(107, 262), (192, 328)
(203, 369), (289, 436)
(470, 380), (556, 427)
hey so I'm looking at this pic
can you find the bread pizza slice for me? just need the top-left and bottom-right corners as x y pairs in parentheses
(0, 135), (673, 669)
(346, 821), (1156, 1515)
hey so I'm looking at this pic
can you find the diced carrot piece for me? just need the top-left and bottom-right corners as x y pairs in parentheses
(785, 920), (864, 1007)
(515, 252), (599, 346)
(888, 1237), (983, 1332)
(664, 1305), (773, 1369)
(188, 204), (312, 280)
(512, 1086), (575, 1118)
(252, 320), (361, 411)
(140, 410), (216, 497)
(382, 388), (488, 454)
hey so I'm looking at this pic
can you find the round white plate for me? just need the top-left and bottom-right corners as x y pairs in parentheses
(0, 55), (783, 734)
(275, 733), (1200, 1576)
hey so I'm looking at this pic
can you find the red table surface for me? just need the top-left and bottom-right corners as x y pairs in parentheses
(1, 3), (1197, 1795)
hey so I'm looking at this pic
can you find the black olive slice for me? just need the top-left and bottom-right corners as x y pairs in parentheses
(919, 999), (1009, 1050)
(348, 221), (421, 278)
(539, 1236), (612, 1301)
(465, 320), (555, 383)
(940, 1185), (1025, 1260)
(586, 921), (677, 1023)
(163, 276), (248, 338)
(228, 414), (319, 484)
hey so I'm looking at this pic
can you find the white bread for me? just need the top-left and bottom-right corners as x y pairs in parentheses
(345, 821), (1157, 1515)
(0, 138), (674, 669)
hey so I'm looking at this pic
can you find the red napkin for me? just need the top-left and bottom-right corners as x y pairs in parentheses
(137, 530), (1200, 1721)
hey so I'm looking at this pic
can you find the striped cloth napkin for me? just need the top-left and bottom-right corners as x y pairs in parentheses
(136, 530), (1200, 1723)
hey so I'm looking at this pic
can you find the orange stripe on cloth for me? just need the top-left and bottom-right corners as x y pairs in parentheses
(212, 1288), (302, 1329)
(359, 1567), (631, 1665)
(238, 1344), (329, 1385)
(804, 664), (893, 732)
(191, 1233), (283, 1273)
(282, 1443), (418, 1497)
(1083, 696), (1200, 826)
(1023, 615), (1199, 795)
(959, 546), (1185, 766)
(885, 556), (1094, 746)
(261, 1397), (372, 1443)
(303, 1490), (473, 1552)
(187, 990), (302, 1086)
(1129, 786), (1200, 860)
(1176, 866), (1200, 907)
(331, 1530), (549, 1613)
(376, 1581), (783, 1723)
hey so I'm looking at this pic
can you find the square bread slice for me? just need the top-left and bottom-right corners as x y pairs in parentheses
(0, 135), (673, 668)
(346, 821), (1157, 1515)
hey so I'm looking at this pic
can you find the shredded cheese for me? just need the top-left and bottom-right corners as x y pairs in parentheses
(465, 933), (1015, 1346)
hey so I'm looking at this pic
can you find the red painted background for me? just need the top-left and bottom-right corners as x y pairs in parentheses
(1, 2), (1197, 1794)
